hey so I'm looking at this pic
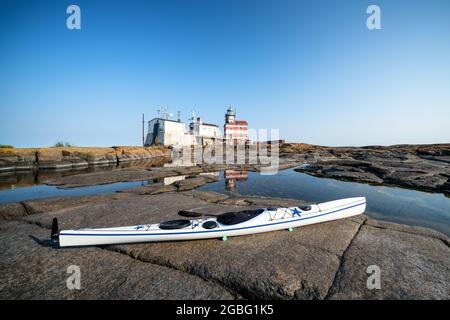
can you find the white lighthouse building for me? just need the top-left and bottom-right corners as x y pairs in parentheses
(144, 108), (222, 147)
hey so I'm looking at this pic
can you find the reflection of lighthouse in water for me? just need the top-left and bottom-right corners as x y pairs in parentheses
(224, 170), (248, 190)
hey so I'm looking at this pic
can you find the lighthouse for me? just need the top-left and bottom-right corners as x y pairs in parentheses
(224, 107), (248, 145)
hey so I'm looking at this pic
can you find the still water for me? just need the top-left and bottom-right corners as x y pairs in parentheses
(0, 181), (149, 204)
(198, 169), (450, 236)
(0, 168), (448, 236)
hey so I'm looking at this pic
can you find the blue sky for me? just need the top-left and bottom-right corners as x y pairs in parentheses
(1, 0), (449, 147)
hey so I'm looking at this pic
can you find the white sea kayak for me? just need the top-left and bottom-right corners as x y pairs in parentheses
(52, 197), (366, 247)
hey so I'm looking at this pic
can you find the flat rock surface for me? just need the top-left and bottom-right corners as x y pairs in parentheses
(0, 202), (27, 220)
(118, 183), (177, 195)
(327, 224), (450, 299)
(193, 191), (230, 203)
(0, 222), (232, 299)
(43, 169), (164, 188)
(21, 193), (133, 215)
(1, 191), (449, 300)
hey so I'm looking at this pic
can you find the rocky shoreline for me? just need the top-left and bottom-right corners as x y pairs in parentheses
(1, 142), (449, 195)
(0, 187), (448, 299)
(281, 143), (450, 196)
(0, 146), (171, 172)
(1, 143), (449, 196)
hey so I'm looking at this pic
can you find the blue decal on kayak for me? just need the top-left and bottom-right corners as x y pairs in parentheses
(291, 208), (301, 217)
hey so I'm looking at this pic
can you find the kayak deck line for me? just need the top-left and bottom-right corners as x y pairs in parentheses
(58, 199), (366, 238)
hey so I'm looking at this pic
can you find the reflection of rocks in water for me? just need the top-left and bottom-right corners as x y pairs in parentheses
(224, 170), (248, 190)
(0, 171), (38, 190)
(0, 168), (102, 190)
(0, 157), (170, 190)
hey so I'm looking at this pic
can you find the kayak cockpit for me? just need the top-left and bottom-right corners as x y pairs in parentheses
(159, 219), (192, 230)
(216, 208), (266, 226)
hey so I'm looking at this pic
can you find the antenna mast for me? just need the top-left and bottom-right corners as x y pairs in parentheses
(142, 113), (145, 147)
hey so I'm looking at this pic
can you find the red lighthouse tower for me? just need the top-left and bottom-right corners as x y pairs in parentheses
(224, 107), (248, 145)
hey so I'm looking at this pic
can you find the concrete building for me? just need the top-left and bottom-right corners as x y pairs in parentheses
(144, 117), (195, 147)
(224, 107), (249, 145)
(189, 116), (221, 145)
(144, 108), (222, 147)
